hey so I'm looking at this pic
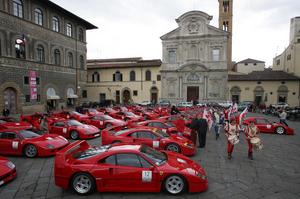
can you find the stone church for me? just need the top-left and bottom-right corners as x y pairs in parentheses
(160, 10), (229, 104)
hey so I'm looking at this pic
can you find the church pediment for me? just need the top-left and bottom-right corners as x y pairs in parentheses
(177, 62), (209, 72)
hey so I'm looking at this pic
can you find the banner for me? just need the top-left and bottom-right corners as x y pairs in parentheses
(203, 109), (214, 131)
(30, 71), (37, 99)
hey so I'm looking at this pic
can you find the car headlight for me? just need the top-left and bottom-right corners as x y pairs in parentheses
(85, 131), (91, 134)
(59, 136), (68, 142)
(5, 162), (15, 169)
(197, 172), (206, 180)
(185, 144), (194, 149)
(29, 125), (33, 127)
(46, 144), (55, 149)
(187, 132), (191, 135)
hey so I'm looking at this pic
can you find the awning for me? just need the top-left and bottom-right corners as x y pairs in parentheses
(67, 94), (78, 98)
(47, 95), (60, 100)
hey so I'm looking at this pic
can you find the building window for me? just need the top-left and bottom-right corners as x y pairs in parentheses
(277, 59), (280, 65)
(13, 0), (23, 18)
(133, 91), (138, 96)
(169, 51), (175, 63)
(287, 68), (289, 72)
(297, 39), (300, 43)
(25, 95), (30, 102)
(254, 63), (257, 66)
(53, 16), (59, 32)
(35, 8), (43, 26)
(67, 23), (72, 37)
(36, 77), (40, 85)
(223, 21), (228, 31)
(157, 75), (161, 81)
(24, 76), (29, 84)
(82, 90), (87, 98)
(223, 1), (229, 12)
(130, 71), (135, 81)
(54, 49), (60, 65)
(145, 70), (151, 81)
(15, 38), (25, 59)
(79, 28), (83, 41)
(287, 54), (291, 60)
(213, 49), (220, 61)
(37, 94), (40, 102)
(113, 71), (122, 82)
(37, 45), (44, 62)
(92, 72), (99, 82)
(79, 55), (84, 69)
(244, 63), (248, 66)
(68, 52), (73, 67)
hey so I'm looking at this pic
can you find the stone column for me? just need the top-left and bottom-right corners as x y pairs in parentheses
(179, 76), (183, 98)
(204, 75), (208, 98)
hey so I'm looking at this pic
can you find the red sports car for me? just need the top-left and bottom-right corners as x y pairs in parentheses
(32, 117), (65, 130)
(114, 111), (144, 123)
(0, 127), (69, 158)
(54, 141), (207, 195)
(134, 109), (159, 120)
(159, 115), (191, 127)
(129, 120), (191, 139)
(97, 107), (119, 117)
(102, 126), (195, 155)
(82, 108), (104, 116)
(242, 117), (294, 135)
(51, 111), (88, 120)
(48, 119), (101, 139)
(0, 117), (32, 130)
(78, 115), (127, 129)
(19, 113), (62, 125)
(0, 156), (17, 186)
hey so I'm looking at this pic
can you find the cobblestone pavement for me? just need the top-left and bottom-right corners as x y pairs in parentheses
(1, 112), (300, 199)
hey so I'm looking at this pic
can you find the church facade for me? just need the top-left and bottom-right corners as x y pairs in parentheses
(160, 11), (229, 104)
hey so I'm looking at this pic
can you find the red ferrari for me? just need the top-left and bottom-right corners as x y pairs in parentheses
(0, 117), (32, 130)
(78, 115), (127, 129)
(0, 127), (69, 157)
(82, 108), (104, 116)
(114, 111), (144, 123)
(97, 107), (119, 117)
(51, 111), (88, 120)
(102, 126), (195, 155)
(48, 119), (101, 139)
(242, 117), (294, 135)
(134, 109), (159, 120)
(159, 115), (191, 127)
(0, 156), (17, 186)
(54, 141), (207, 195)
(20, 113), (61, 125)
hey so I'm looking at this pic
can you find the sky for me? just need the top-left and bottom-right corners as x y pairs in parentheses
(51, 0), (300, 67)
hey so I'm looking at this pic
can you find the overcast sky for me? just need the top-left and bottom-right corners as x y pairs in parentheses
(51, 0), (300, 67)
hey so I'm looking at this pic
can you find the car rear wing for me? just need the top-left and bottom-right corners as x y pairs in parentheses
(51, 110), (63, 116)
(20, 112), (37, 118)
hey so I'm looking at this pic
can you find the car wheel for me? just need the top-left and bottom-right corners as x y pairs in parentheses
(165, 143), (181, 153)
(125, 118), (130, 123)
(112, 140), (122, 144)
(143, 115), (148, 120)
(71, 130), (79, 140)
(24, 144), (38, 158)
(241, 124), (247, 132)
(275, 127), (285, 134)
(71, 117), (76, 120)
(163, 174), (186, 195)
(105, 123), (112, 128)
(71, 172), (96, 195)
(23, 119), (28, 122)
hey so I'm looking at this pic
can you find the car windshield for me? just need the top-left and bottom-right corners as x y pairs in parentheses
(163, 121), (175, 127)
(89, 109), (97, 112)
(66, 120), (83, 127)
(106, 108), (113, 111)
(102, 115), (113, 120)
(0, 117), (18, 123)
(19, 129), (40, 139)
(45, 114), (56, 117)
(125, 112), (134, 116)
(69, 111), (80, 115)
(140, 145), (167, 166)
(113, 128), (133, 136)
(73, 145), (112, 160)
(154, 129), (170, 138)
(184, 117), (190, 121)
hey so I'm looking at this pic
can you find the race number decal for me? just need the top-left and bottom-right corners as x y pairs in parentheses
(153, 128), (157, 132)
(12, 142), (18, 149)
(122, 116), (124, 120)
(63, 128), (67, 133)
(140, 113), (142, 116)
(67, 116), (69, 118)
(142, 171), (152, 182)
(162, 129), (166, 133)
(267, 125), (271, 129)
(153, 141), (159, 148)
(100, 121), (103, 125)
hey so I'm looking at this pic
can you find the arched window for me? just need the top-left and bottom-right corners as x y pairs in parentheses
(13, 0), (23, 18)
(15, 38), (25, 59)
(67, 23), (72, 37)
(68, 52), (73, 67)
(79, 28), (83, 41)
(53, 16), (59, 32)
(92, 72), (99, 82)
(190, 45), (196, 59)
(37, 45), (44, 62)
(35, 8), (42, 26)
(54, 49), (60, 65)
(130, 71), (135, 81)
(79, 55), (84, 69)
(145, 70), (151, 81)
(113, 71), (122, 82)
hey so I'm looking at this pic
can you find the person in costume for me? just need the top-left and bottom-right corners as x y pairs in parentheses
(244, 119), (260, 160)
(214, 109), (223, 139)
(224, 116), (241, 159)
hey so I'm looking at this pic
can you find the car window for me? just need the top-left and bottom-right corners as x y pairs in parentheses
(129, 131), (138, 138)
(255, 119), (270, 124)
(138, 131), (153, 139)
(138, 155), (152, 168)
(57, 121), (67, 127)
(0, 132), (21, 140)
(99, 155), (116, 165)
(163, 121), (175, 128)
(153, 122), (165, 128)
(146, 122), (154, 127)
(116, 153), (142, 167)
(170, 117), (178, 121)
(140, 145), (167, 166)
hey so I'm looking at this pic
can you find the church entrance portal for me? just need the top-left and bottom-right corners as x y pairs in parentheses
(187, 86), (199, 102)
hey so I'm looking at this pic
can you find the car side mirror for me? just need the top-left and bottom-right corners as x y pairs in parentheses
(149, 166), (155, 171)
(14, 138), (20, 141)
(157, 137), (161, 140)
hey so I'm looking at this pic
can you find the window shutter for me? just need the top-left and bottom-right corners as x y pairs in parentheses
(113, 74), (115, 81)
(92, 74), (94, 82)
(97, 74), (100, 82)
(120, 74), (123, 81)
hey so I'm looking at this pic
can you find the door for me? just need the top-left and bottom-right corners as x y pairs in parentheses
(100, 93), (106, 102)
(3, 88), (17, 114)
(0, 132), (22, 155)
(116, 91), (120, 104)
(254, 118), (271, 132)
(232, 94), (239, 103)
(255, 95), (262, 106)
(123, 90), (130, 103)
(187, 86), (199, 102)
(49, 122), (68, 136)
(151, 93), (157, 104)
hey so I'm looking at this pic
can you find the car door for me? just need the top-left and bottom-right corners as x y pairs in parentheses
(115, 153), (157, 188)
(154, 122), (168, 133)
(49, 121), (68, 136)
(130, 131), (158, 148)
(255, 119), (271, 132)
(88, 116), (102, 128)
(0, 131), (22, 155)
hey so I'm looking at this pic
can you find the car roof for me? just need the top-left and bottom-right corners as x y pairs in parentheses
(108, 143), (142, 153)
(0, 126), (32, 132)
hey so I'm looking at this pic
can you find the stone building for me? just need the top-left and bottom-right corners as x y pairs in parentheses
(160, 11), (229, 104)
(85, 58), (162, 104)
(0, 0), (97, 113)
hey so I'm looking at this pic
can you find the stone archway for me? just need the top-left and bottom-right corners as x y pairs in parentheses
(150, 86), (159, 104)
(253, 86), (265, 105)
(0, 82), (22, 113)
(277, 85), (289, 103)
(44, 83), (59, 110)
(230, 85), (241, 103)
(121, 87), (131, 104)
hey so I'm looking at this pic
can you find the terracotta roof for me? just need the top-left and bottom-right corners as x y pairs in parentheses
(87, 59), (162, 69)
(229, 68), (300, 81)
(87, 57), (142, 63)
(237, 58), (265, 64)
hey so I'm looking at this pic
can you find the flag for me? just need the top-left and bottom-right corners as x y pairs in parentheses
(203, 109), (214, 131)
(231, 102), (238, 114)
(22, 33), (26, 44)
(240, 105), (248, 122)
(205, 102), (207, 108)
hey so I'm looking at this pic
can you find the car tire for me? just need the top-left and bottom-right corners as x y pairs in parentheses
(165, 143), (181, 153)
(275, 126), (285, 134)
(163, 174), (186, 195)
(71, 117), (76, 120)
(105, 123), (112, 128)
(144, 115), (148, 120)
(70, 130), (79, 140)
(112, 140), (122, 144)
(24, 144), (38, 158)
(23, 119), (28, 122)
(71, 172), (96, 195)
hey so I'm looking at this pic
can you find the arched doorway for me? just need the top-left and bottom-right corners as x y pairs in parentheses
(230, 86), (241, 103)
(150, 86), (158, 104)
(277, 85), (288, 103)
(253, 86), (264, 105)
(3, 88), (17, 113)
(123, 90), (130, 103)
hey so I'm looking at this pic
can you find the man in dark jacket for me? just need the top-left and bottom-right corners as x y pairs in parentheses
(190, 115), (207, 148)
(189, 114), (198, 145)
(3, 107), (10, 117)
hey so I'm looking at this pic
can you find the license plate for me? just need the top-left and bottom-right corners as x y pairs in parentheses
(0, 181), (4, 185)
(94, 134), (99, 137)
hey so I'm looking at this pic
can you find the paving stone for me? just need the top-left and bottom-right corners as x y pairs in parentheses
(205, 182), (226, 193)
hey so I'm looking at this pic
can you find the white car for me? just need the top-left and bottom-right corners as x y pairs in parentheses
(177, 101), (193, 107)
(138, 100), (152, 106)
(272, 102), (290, 109)
(219, 101), (233, 108)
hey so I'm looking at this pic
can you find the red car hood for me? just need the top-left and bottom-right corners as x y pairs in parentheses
(74, 125), (99, 132)
(111, 119), (127, 125)
(165, 134), (191, 143)
(25, 134), (68, 147)
(2, 121), (31, 128)
(0, 156), (13, 174)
